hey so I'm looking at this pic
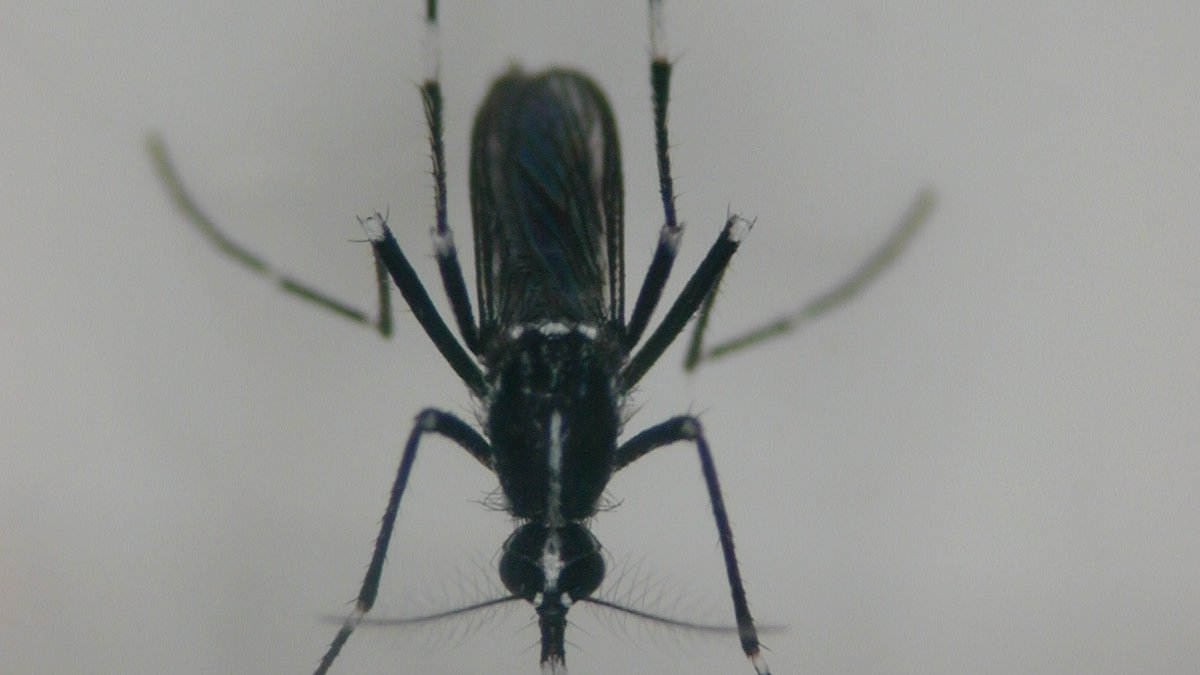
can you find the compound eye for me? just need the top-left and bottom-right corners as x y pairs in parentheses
(557, 524), (604, 602)
(499, 524), (547, 600)
(498, 523), (605, 602)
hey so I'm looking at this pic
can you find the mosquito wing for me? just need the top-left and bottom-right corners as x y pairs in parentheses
(470, 70), (624, 335)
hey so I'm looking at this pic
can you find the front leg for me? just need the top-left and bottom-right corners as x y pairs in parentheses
(616, 415), (770, 675)
(314, 409), (492, 675)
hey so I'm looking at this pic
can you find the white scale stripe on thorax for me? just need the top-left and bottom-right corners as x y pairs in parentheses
(546, 410), (564, 528)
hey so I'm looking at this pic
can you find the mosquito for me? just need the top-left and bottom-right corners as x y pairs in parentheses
(149, 1), (933, 672)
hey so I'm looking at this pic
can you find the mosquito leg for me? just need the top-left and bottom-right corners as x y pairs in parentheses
(614, 415), (770, 675)
(624, 0), (684, 350)
(681, 264), (725, 370)
(684, 188), (936, 371)
(313, 408), (493, 675)
(147, 134), (393, 336)
(622, 213), (752, 390)
(363, 213), (486, 397)
(421, 0), (480, 353)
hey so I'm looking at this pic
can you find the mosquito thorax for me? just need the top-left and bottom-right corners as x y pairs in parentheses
(485, 322), (623, 522)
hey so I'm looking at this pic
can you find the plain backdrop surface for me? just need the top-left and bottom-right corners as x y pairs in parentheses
(3, 2), (1199, 674)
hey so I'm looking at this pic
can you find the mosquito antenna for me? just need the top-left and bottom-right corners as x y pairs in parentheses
(341, 595), (523, 628)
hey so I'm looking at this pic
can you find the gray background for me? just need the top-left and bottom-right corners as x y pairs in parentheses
(3, 2), (1198, 673)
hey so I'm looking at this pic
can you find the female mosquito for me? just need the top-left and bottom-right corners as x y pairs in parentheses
(149, 1), (933, 672)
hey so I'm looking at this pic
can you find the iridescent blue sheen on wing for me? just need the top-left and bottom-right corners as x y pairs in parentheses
(470, 70), (624, 333)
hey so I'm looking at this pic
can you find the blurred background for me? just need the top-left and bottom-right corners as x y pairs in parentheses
(3, 2), (1198, 673)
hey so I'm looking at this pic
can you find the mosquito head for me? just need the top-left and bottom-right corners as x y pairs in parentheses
(499, 522), (605, 670)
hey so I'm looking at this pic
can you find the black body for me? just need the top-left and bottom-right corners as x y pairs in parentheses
(473, 72), (649, 664)
(151, 2), (943, 672)
(472, 72), (626, 526)
(330, 56), (766, 672)
(152, 2), (931, 667)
